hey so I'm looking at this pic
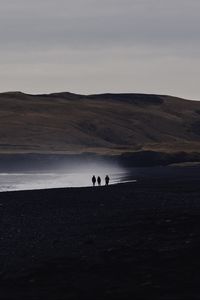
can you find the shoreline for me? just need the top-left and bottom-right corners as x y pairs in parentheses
(0, 179), (138, 193)
(0, 163), (200, 193)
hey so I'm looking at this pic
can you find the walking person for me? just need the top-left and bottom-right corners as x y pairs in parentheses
(105, 175), (110, 186)
(97, 176), (101, 186)
(92, 175), (96, 186)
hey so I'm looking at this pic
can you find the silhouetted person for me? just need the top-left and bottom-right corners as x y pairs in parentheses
(97, 176), (101, 186)
(105, 175), (110, 186)
(92, 175), (96, 186)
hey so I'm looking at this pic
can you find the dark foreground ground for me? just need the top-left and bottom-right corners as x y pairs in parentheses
(1, 177), (200, 299)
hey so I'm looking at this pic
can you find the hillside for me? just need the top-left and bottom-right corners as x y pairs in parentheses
(0, 91), (199, 154)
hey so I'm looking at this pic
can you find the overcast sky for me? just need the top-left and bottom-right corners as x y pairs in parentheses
(0, 0), (199, 99)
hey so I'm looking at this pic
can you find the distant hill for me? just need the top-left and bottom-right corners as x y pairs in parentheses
(0, 91), (199, 155)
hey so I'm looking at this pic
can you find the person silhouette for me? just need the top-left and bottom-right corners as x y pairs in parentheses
(105, 175), (110, 186)
(97, 176), (101, 186)
(92, 175), (96, 186)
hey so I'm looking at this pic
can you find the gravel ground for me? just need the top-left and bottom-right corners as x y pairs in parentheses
(0, 177), (200, 299)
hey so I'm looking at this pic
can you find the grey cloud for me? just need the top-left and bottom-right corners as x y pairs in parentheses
(0, 0), (199, 99)
(0, 0), (200, 49)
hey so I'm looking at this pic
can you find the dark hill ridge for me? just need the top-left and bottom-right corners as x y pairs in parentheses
(88, 93), (164, 105)
(0, 91), (199, 154)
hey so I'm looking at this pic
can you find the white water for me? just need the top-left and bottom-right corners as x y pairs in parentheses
(0, 170), (136, 192)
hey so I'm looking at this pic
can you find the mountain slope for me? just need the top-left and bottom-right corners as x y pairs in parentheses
(0, 92), (199, 154)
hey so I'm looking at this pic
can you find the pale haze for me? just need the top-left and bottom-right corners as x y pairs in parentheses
(0, 0), (200, 99)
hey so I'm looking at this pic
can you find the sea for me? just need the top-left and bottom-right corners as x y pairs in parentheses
(0, 164), (196, 192)
(0, 170), (136, 192)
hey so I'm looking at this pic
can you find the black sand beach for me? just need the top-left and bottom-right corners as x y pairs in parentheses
(1, 177), (200, 299)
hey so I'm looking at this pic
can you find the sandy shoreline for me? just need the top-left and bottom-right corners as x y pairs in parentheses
(0, 179), (200, 299)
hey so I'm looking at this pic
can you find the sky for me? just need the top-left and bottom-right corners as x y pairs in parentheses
(0, 0), (200, 99)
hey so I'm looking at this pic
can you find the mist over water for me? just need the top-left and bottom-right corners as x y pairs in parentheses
(0, 162), (135, 192)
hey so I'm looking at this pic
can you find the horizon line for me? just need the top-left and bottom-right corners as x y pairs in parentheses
(0, 90), (198, 101)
